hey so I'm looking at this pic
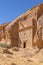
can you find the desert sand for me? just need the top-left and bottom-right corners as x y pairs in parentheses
(0, 47), (43, 65)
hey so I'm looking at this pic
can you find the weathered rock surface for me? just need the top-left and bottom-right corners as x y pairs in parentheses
(5, 3), (43, 48)
(0, 4), (43, 49)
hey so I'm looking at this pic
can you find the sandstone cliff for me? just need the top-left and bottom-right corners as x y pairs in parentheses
(4, 3), (43, 48)
(0, 3), (43, 48)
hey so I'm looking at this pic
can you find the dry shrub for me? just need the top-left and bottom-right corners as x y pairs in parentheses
(0, 43), (10, 48)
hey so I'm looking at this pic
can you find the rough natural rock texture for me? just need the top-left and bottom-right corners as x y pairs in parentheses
(0, 4), (43, 48)
(0, 22), (10, 43)
(0, 47), (43, 65)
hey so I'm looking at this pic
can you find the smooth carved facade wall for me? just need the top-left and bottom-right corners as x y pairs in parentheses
(19, 18), (33, 48)
(19, 29), (32, 48)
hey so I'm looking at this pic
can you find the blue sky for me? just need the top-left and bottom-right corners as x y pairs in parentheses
(0, 0), (43, 24)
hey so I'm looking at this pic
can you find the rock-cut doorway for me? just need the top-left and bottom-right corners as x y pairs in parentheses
(23, 42), (26, 48)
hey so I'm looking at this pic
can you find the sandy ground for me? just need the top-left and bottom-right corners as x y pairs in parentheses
(0, 47), (43, 65)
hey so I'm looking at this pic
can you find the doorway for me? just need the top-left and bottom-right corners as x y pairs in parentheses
(23, 42), (26, 48)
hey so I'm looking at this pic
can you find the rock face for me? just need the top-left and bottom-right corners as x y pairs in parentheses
(0, 22), (10, 44)
(0, 4), (43, 48)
